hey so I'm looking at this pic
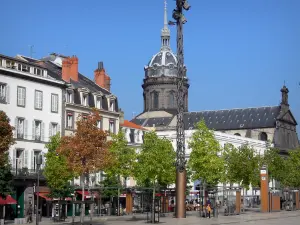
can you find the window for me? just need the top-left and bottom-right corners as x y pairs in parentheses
(66, 91), (73, 103)
(17, 86), (26, 107)
(97, 120), (102, 130)
(82, 94), (88, 106)
(152, 92), (159, 109)
(169, 91), (175, 108)
(0, 59), (2, 67)
(259, 132), (268, 141)
(6, 60), (16, 69)
(129, 129), (135, 143)
(136, 131), (140, 142)
(32, 150), (41, 171)
(110, 100), (115, 111)
(16, 118), (25, 139)
(16, 149), (27, 169)
(66, 112), (74, 130)
(0, 83), (8, 104)
(34, 68), (42, 76)
(34, 90), (43, 110)
(96, 97), (102, 109)
(109, 120), (115, 134)
(34, 120), (42, 141)
(18, 64), (30, 72)
(51, 94), (58, 113)
(49, 123), (59, 137)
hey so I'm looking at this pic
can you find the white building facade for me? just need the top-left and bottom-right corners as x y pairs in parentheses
(0, 54), (65, 217)
(156, 129), (269, 199)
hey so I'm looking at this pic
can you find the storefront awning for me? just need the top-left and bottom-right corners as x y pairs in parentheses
(0, 195), (17, 205)
(37, 192), (52, 201)
(76, 191), (98, 199)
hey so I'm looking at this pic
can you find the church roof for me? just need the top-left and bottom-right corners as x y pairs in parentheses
(131, 106), (281, 130)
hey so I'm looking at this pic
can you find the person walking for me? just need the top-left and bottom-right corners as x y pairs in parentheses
(26, 204), (33, 223)
(206, 203), (211, 219)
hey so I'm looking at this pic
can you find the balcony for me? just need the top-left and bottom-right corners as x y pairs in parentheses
(35, 135), (41, 141)
(11, 167), (45, 180)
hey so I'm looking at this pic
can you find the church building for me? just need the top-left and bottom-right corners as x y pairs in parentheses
(131, 1), (299, 153)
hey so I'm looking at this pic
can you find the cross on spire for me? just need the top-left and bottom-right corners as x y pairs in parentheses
(161, 0), (171, 50)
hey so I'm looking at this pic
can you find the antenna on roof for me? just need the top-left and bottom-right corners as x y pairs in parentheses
(29, 45), (35, 58)
(132, 112), (136, 119)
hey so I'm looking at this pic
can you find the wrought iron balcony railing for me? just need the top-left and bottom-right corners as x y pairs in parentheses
(11, 167), (44, 178)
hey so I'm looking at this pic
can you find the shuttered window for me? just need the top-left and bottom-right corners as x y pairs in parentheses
(34, 90), (43, 110)
(51, 94), (58, 113)
(17, 86), (26, 107)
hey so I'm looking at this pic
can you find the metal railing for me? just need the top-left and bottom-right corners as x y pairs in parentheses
(11, 167), (44, 178)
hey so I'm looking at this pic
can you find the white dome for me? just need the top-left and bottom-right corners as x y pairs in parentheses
(148, 50), (177, 67)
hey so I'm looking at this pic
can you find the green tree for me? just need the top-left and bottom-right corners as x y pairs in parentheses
(134, 131), (175, 221)
(282, 149), (300, 188)
(0, 153), (13, 198)
(0, 111), (15, 166)
(188, 120), (224, 187)
(44, 133), (74, 199)
(99, 174), (121, 199)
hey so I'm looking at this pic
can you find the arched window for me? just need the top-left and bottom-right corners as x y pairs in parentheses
(234, 133), (241, 136)
(152, 92), (159, 109)
(169, 91), (175, 108)
(259, 132), (268, 141)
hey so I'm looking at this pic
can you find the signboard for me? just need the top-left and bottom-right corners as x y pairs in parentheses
(260, 170), (267, 175)
(261, 176), (266, 181)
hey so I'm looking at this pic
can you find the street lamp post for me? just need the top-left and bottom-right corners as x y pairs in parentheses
(171, 0), (191, 219)
(36, 155), (43, 225)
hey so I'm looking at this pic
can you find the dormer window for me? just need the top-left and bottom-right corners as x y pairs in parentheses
(82, 94), (88, 106)
(18, 64), (30, 72)
(34, 68), (42, 76)
(96, 97), (102, 109)
(6, 60), (16, 69)
(66, 90), (73, 103)
(110, 100), (115, 112)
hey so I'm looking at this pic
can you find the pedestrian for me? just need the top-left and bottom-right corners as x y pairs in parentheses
(206, 203), (211, 219)
(26, 204), (33, 223)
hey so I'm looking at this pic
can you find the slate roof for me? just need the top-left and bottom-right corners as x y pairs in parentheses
(131, 106), (281, 130)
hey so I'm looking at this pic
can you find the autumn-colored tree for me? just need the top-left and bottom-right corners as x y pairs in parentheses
(57, 109), (112, 223)
(0, 111), (15, 166)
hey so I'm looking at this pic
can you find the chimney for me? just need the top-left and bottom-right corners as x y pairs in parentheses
(94, 61), (111, 91)
(62, 57), (71, 82)
(69, 56), (79, 82)
(62, 56), (79, 82)
(119, 109), (125, 124)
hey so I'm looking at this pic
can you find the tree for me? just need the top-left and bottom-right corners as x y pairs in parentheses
(134, 131), (176, 222)
(104, 131), (136, 215)
(0, 153), (13, 198)
(57, 109), (112, 223)
(44, 133), (74, 199)
(99, 174), (121, 199)
(188, 120), (224, 188)
(0, 111), (15, 166)
(282, 149), (300, 188)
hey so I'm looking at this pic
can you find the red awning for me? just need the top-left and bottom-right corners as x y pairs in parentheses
(0, 195), (17, 205)
(37, 192), (52, 201)
(76, 191), (98, 199)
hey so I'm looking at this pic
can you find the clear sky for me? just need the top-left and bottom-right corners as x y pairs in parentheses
(1, 0), (299, 124)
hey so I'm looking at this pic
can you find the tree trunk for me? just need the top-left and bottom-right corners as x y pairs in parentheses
(72, 201), (75, 225)
(117, 188), (120, 216)
(89, 187), (93, 222)
(80, 174), (85, 225)
(243, 188), (246, 213)
(152, 186), (155, 223)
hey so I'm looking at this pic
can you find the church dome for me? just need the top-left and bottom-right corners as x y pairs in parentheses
(148, 50), (177, 67)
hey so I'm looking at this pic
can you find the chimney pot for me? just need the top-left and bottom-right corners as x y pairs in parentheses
(98, 61), (104, 70)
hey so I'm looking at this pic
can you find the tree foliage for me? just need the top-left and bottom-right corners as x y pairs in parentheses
(262, 147), (287, 184)
(281, 149), (300, 188)
(134, 131), (176, 188)
(0, 111), (15, 166)
(44, 133), (74, 198)
(105, 131), (136, 184)
(188, 120), (224, 186)
(0, 153), (13, 197)
(57, 109), (112, 176)
(99, 174), (121, 198)
(223, 144), (261, 189)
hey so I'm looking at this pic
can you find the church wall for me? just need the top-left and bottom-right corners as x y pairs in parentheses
(223, 128), (275, 142)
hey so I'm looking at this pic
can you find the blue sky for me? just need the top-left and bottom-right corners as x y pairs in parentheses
(1, 0), (299, 123)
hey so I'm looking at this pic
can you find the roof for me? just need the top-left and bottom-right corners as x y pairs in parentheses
(131, 106), (281, 131)
(120, 120), (147, 130)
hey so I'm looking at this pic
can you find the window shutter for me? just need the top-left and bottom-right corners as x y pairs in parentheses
(24, 120), (28, 139)
(22, 88), (25, 106)
(14, 118), (18, 138)
(24, 149), (28, 168)
(49, 123), (52, 139)
(41, 152), (45, 168)
(34, 91), (37, 108)
(12, 148), (16, 171)
(6, 85), (10, 104)
(57, 124), (61, 135)
(56, 95), (59, 112)
(41, 122), (45, 141)
(32, 121), (36, 140)
(31, 150), (34, 170)
(41, 92), (43, 109)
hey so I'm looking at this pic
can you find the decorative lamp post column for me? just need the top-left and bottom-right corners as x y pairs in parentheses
(36, 155), (43, 225)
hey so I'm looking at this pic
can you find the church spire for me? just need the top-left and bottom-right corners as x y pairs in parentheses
(161, 0), (170, 50)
